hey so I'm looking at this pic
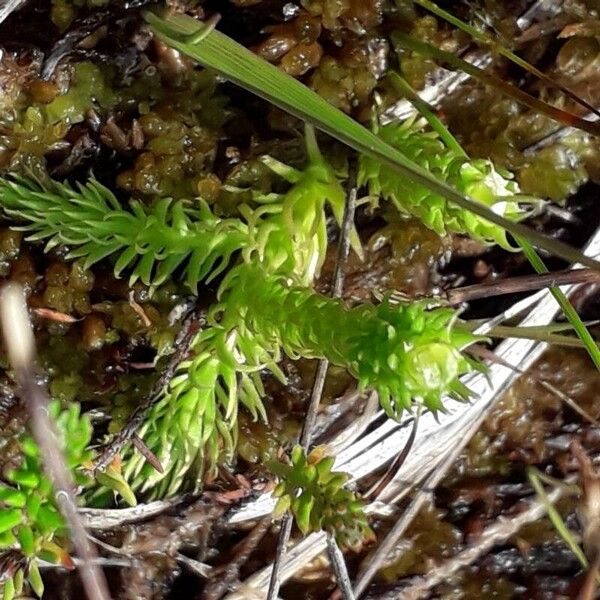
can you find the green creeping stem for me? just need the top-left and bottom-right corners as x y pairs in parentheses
(220, 264), (478, 417)
(359, 118), (533, 249)
(0, 126), (353, 292)
(0, 131), (476, 498)
(0, 138), (361, 498)
(0, 176), (248, 293)
(0, 150), (477, 496)
(125, 263), (478, 496)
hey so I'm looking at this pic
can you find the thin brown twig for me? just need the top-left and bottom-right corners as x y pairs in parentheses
(132, 433), (164, 473)
(393, 32), (600, 136)
(514, 12), (573, 44)
(0, 283), (111, 600)
(415, 0), (600, 121)
(93, 305), (203, 473)
(368, 478), (572, 600)
(202, 516), (272, 600)
(446, 268), (600, 305)
(177, 554), (214, 579)
(327, 533), (356, 600)
(266, 168), (358, 600)
(39, 556), (134, 570)
(364, 408), (420, 502)
(266, 515), (293, 600)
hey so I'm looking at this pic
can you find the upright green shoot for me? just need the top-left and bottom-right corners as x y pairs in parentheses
(144, 10), (600, 272)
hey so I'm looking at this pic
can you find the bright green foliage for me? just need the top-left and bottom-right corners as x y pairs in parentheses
(248, 126), (362, 285)
(114, 130), (474, 494)
(359, 118), (530, 248)
(0, 130), (477, 498)
(220, 264), (478, 416)
(270, 446), (374, 551)
(124, 261), (477, 495)
(0, 401), (93, 598)
(0, 175), (248, 292)
(0, 126), (355, 294)
(121, 132), (359, 496)
(122, 325), (272, 497)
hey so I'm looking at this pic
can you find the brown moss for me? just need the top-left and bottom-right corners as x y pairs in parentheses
(457, 348), (600, 478)
(375, 505), (463, 581)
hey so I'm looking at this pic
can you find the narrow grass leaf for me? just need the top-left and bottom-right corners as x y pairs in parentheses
(144, 11), (600, 271)
(392, 32), (600, 137)
(528, 467), (588, 568)
(414, 0), (600, 120)
(516, 236), (600, 373)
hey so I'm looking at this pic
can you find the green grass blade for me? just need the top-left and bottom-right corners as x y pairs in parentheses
(516, 236), (600, 372)
(528, 467), (588, 568)
(144, 11), (600, 272)
(392, 32), (600, 137)
(387, 72), (467, 157)
(482, 326), (590, 348)
(413, 0), (600, 120)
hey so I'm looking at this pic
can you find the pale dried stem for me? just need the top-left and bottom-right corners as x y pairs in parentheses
(0, 283), (111, 600)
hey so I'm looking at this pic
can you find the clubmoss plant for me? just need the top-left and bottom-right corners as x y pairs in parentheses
(359, 118), (534, 248)
(0, 126), (482, 497)
(270, 446), (375, 551)
(0, 402), (92, 599)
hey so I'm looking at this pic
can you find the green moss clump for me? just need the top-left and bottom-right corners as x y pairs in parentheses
(50, 0), (110, 31)
(0, 402), (93, 599)
(0, 61), (116, 172)
(44, 62), (116, 125)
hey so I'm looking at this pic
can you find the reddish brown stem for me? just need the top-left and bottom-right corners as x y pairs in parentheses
(447, 269), (600, 305)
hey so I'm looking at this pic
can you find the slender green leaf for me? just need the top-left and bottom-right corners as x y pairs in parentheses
(27, 560), (44, 597)
(528, 467), (588, 568)
(516, 236), (600, 372)
(387, 72), (467, 156)
(144, 11), (600, 271)
(17, 525), (35, 557)
(483, 325), (592, 348)
(413, 0), (600, 120)
(2, 576), (15, 600)
(0, 509), (21, 534)
(96, 469), (137, 507)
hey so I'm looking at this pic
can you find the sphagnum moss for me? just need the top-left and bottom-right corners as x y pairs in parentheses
(0, 123), (485, 498)
(0, 4), (578, 591)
